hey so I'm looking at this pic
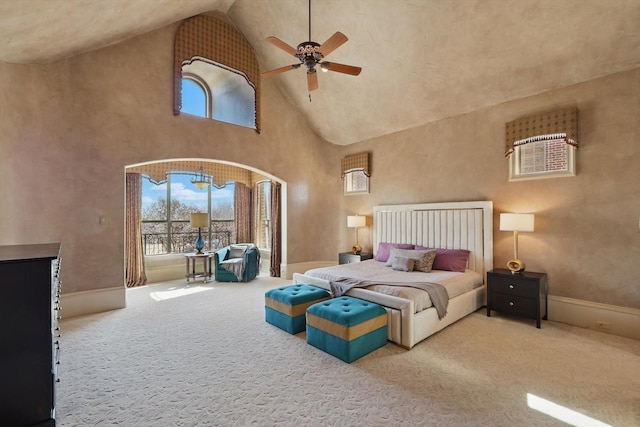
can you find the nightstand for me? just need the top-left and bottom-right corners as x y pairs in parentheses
(486, 268), (548, 328)
(339, 252), (373, 264)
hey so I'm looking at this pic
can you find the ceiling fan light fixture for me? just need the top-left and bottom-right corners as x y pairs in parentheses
(261, 0), (361, 91)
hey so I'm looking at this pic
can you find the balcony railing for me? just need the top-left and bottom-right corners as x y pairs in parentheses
(142, 220), (234, 255)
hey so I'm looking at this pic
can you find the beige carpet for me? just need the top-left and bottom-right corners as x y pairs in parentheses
(57, 276), (640, 426)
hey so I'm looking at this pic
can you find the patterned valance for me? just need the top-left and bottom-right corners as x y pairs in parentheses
(341, 152), (370, 179)
(174, 14), (261, 133)
(505, 107), (578, 156)
(127, 161), (267, 188)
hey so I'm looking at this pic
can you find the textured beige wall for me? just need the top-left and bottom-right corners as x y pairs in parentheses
(0, 23), (343, 293)
(1, 20), (638, 310)
(345, 68), (640, 310)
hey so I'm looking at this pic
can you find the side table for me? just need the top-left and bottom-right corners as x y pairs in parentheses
(184, 252), (213, 283)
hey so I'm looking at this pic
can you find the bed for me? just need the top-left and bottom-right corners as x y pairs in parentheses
(293, 201), (493, 349)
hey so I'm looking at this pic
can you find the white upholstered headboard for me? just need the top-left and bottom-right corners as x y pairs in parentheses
(373, 201), (493, 280)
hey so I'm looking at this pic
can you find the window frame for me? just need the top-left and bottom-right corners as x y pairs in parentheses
(509, 138), (576, 182)
(141, 172), (235, 255)
(343, 170), (370, 195)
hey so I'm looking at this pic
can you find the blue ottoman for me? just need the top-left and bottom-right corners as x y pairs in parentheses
(306, 296), (387, 363)
(265, 284), (330, 334)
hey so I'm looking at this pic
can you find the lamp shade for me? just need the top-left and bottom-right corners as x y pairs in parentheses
(500, 213), (534, 232)
(190, 213), (209, 228)
(347, 215), (366, 228)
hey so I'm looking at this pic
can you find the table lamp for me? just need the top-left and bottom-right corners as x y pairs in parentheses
(499, 213), (535, 273)
(190, 213), (209, 254)
(347, 215), (367, 254)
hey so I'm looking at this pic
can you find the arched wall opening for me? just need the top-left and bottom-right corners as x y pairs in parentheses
(125, 158), (287, 284)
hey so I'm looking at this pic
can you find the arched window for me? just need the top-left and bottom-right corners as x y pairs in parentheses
(181, 60), (256, 128)
(181, 76), (208, 118)
(174, 15), (260, 132)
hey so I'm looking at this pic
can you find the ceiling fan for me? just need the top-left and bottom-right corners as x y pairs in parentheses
(261, 0), (362, 92)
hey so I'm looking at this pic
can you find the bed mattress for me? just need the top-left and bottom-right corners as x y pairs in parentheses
(304, 259), (483, 313)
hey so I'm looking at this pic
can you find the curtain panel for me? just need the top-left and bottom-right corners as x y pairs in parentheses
(269, 181), (282, 277)
(505, 107), (578, 156)
(125, 173), (147, 287)
(341, 152), (370, 179)
(234, 182), (253, 243)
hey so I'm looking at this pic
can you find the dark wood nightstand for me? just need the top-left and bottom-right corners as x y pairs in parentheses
(486, 268), (548, 328)
(339, 252), (373, 264)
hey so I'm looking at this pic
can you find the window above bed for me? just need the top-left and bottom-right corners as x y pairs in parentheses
(505, 108), (578, 181)
(342, 152), (370, 194)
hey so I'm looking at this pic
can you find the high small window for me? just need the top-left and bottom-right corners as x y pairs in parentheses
(344, 170), (369, 194)
(509, 137), (576, 181)
(505, 108), (578, 182)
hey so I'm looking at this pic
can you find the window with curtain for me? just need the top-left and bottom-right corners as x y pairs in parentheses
(141, 172), (235, 254)
(181, 63), (256, 128)
(505, 108), (578, 181)
(342, 152), (370, 194)
(174, 15), (260, 132)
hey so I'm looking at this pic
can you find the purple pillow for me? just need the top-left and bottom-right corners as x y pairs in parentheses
(415, 246), (470, 272)
(374, 242), (415, 262)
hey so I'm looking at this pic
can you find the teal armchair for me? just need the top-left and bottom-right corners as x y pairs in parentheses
(214, 244), (260, 282)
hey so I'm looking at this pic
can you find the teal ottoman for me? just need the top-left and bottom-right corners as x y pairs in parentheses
(306, 296), (388, 363)
(265, 284), (330, 334)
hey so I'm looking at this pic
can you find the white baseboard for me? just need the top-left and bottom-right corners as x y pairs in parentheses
(60, 286), (126, 319)
(548, 295), (640, 340)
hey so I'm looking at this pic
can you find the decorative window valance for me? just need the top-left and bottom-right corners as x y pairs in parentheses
(173, 14), (261, 133)
(127, 161), (267, 188)
(341, 152), (370, 179)
(505, 107), (578, 156)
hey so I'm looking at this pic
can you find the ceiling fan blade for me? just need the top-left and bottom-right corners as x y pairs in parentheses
(265, 36), (299, 56)
(322, 62), (362, 76)
(318, 31), (348, 57)
(307, 71), (319, 91)
(262, 64), (301, 78)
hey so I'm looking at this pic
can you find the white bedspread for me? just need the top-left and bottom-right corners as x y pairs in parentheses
(304, 260), (483, 313)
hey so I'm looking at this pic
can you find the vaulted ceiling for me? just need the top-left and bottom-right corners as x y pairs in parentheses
(1, 0), (639, 145)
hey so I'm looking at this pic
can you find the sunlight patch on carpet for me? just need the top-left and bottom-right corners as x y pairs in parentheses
(527, 393), (612, 427)
(150, 285), (214, 301)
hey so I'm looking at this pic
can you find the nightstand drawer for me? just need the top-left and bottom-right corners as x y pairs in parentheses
(489, 275), (537, 298)
(490, 293), (537, 317)
(339, 252), (373, 264)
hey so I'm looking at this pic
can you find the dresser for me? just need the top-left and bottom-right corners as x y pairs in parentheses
(339, 252), (373, 264)
(0, 243), (61, 426)
(486, 268), (547, 328)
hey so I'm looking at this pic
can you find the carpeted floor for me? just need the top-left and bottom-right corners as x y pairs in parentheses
(57, 276), (640, 426)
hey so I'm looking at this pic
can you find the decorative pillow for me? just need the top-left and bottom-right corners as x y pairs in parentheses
(374, 242), (415, 262)
(415, 247), (471, 272)
(386, 248), (437, 273)
(392, 256), (415, 272)
(229, 244), (248, 259)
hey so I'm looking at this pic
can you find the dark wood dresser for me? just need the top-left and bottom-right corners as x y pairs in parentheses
(0, 243), (61, 426)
